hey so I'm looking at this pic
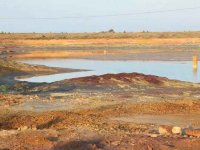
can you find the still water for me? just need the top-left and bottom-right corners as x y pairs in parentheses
(17, 59), (199, 83)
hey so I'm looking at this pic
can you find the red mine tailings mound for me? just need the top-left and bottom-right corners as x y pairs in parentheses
(70, 73), (165, 85)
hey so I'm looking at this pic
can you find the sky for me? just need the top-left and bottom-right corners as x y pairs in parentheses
(0, 0), (200, 33)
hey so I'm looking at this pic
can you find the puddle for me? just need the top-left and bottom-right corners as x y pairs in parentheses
(111, 114), (200, 128)
(16, 59), (199, 83)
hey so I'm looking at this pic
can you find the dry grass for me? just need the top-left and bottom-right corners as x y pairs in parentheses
(1, 32), (200, 49)
(2, 38), (200, 47)
(0, 32), (200, 40)
(1, 32), (200, 59)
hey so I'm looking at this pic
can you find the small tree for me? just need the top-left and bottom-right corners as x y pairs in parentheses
(108, 29), (115, 33)
(41, 35), (46, 38)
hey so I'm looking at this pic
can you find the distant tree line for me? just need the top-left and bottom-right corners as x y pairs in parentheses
(0, 31), (11, 34)
(0, 30), (152, 34)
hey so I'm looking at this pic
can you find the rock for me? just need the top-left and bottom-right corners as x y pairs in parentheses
(20, 126), (29, 131)
(4, 105), (10, 108)
(149, 134), (159, 138)
(147, 145), (153, 150)
(172, 126), (182, 135)
(60, 99), (65, 103)
(159, 125), (173, 135)
(0, 130), (19, 137)
(185, 129), (200, 137)
(111, 140), (121, 146)
(31, 125), (37, 130)
(88, 144), (98, 149)
(51, 93), (69, 97)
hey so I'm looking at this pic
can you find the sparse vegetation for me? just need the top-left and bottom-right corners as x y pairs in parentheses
(0, 31), (200, 40)
(108, 29), (115, 33)
(0, 85), (8, 93)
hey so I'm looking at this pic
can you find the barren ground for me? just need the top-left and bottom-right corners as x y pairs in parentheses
(0, 32), (200, 150)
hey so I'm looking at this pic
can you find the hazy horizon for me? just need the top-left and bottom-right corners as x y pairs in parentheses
(1, 31), (200, 34)
(0, 0), (200, 33)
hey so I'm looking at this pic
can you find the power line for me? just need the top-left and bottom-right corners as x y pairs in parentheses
(0, 6), (200, 20)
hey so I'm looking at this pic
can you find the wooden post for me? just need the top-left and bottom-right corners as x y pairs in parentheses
(193, 55), (198, 70)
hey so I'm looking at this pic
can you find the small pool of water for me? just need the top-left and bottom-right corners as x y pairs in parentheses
(17, 59), (199, 83)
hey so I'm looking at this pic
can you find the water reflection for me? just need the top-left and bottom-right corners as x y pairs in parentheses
(17, 59), (200, 83)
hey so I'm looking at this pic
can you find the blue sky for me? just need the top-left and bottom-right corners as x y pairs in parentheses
(0, 0), (200, 32)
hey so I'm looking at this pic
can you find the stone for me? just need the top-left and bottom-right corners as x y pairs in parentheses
(0, 130), (19, 137)
(111, 140), (121, 146)
(31, 125), (37, 130)
(60, 99), (65, 103)
(149, 134), (159, 138)
(20, 126), (28, 131)
(185, 129), (200, 137)
(159, 125), (173, 135)
(172, 126), (182, 135)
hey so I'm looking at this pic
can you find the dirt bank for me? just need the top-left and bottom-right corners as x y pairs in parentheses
(0, 58), (84, 86)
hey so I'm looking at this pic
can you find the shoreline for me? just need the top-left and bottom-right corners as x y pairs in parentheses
(1, 33), (200, 149)
(7, 48), (200, 61)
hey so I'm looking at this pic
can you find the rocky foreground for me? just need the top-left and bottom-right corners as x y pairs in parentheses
(0, 60), (200, 149)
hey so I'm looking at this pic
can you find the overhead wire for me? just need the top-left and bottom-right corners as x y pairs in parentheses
(0, 6), (200, 20)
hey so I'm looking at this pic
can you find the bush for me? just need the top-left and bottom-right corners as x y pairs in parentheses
(108, 29), (115, 33)
(41, 35), (46, 38)
(0, 85), (8, 93)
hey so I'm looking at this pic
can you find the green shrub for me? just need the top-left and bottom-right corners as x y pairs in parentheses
(0, 85), (8, 93)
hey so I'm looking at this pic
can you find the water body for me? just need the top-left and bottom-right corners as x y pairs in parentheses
(17, 59), (199, 83)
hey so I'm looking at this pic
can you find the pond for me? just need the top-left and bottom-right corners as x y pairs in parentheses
(17, 59), (199, 83)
